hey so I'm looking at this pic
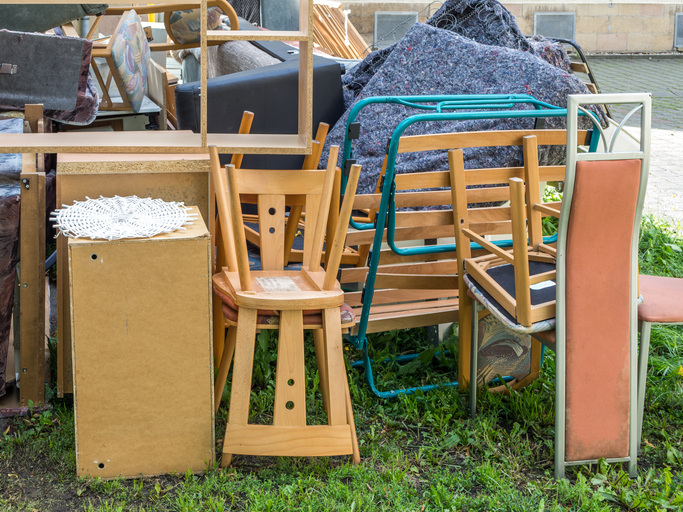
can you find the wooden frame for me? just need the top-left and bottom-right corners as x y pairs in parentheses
(0, 0), (313, 155)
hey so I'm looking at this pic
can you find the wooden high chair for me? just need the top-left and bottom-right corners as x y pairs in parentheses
(210, 145), (362, 466)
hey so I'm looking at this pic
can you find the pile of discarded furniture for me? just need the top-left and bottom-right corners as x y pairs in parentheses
(0, 0), (672, 484)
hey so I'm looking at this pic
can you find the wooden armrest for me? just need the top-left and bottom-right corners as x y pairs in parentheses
(463, 228), (515, 266)
(534, 203), (561, 218)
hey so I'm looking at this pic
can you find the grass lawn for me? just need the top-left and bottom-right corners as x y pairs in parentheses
(2, 216), (683, 511)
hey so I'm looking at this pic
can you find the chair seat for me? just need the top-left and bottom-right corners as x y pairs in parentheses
(464, 260), (557, 334)
(639, 274), (683, 324)
(214, 284), (356, 328)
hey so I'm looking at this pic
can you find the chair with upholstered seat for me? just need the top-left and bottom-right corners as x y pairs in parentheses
(210, 144), (362, 466)
(636, 275), (683, 449)
(462, 93), (651, 478)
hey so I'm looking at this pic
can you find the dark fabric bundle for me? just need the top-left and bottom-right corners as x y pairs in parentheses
(343, 0), (536, 107)
(322, 23), (599, 195)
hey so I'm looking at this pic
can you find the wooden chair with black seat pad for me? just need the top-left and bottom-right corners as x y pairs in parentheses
(462, 93), (651, 479)
(210, 144), (362, 466)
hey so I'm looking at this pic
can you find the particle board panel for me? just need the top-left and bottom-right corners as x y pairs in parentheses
(56, 154), (211, 396)
(19, 169), (46, 407)
(68, 210), (213, 478)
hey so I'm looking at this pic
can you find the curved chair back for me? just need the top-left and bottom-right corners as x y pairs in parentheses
(555, 92), (651, 478)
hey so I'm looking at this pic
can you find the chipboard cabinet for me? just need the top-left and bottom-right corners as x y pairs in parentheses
(68, 209), (213, 478)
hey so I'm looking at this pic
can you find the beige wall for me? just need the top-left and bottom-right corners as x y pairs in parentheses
(505, 2), (683, 52)
(343, 1), (683, 53)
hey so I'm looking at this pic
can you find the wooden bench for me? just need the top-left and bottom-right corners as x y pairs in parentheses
(340, 128), (591, 397)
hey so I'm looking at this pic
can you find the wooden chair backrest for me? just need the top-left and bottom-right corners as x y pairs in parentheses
(214, 146), (346, 293)
(347, 128), (588, 269)
(447, 129), (590, 264)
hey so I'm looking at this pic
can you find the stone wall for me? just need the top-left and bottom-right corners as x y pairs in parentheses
(342, 1), (683, 53)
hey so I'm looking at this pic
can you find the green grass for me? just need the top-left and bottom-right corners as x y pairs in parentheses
(2, 216), (683, 511)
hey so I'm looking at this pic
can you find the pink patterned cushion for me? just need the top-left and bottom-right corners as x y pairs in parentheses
(110, 10), (150, 112)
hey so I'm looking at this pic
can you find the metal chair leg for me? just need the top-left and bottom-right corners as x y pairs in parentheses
(470, 301), (480, 420)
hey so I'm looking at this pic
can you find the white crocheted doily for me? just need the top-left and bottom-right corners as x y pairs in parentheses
(51, 196), (197, 241)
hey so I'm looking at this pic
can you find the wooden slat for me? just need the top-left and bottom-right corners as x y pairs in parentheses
(374, 273), (458, 290)
(343, 289), (456, 308)
(377, 248), (458, 266)
(397, 129), (590, 154)
(345, 224), (456, 245)
(394, 210), (455, 228)
(358, 308), (459, 335)
(223, 425), (353, 456)
(570, 62), (589, 74)
(340, 259), (457, 283)
(395, 170), (451, 190)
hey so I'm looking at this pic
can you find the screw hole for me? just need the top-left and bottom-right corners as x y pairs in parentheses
(269, 227), (275, 234)
(91, 254), (98, 260)
(268, 207), (276, 215)
(285, 401), (294, 410)
(98, 462), (105, 469)
(287, 379), (294, 386)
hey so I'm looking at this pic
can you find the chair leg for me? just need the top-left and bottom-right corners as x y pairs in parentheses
(313, 328), (330, 414)
(344, 375), (361, 464)
(214, 326), (236, 413)
(470, 301), (480, 420)
(322, 308), (347, 426)
(637, 320), (652, 452)
(221, 308), (258, 467)
(213, 298), (226, 363)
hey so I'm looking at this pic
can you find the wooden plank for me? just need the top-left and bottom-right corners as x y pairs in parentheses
(19, 162), (46, 407)
(359, 308), (458, 335)
(345, 224), (456, 245)
(464, 165), (566, 185)
(394, 209), (455, 228)
(570, 62), (589, 74)
(344, 289), (456, 308)
(223, 424), (353, 456)
(395, 171), (451, 190)
(0, 132), (309, 154)
(377, 248), (458, 266)
(340, 259), (457, 282)
(374, 274), (458, 290)
(397, 129), (590, 154)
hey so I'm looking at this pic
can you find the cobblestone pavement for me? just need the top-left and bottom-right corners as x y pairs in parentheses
(587, 56), (683, 225)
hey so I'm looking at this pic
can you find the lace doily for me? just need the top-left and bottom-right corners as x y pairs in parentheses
(51, 196), (197, 241)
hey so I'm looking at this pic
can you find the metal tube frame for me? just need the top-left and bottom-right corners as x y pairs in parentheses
(558, 92), (651, 478)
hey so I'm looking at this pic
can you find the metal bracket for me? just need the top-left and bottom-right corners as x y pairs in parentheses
(343, 159), (356, 176)
(21, 178), (30, 190)
(348, 122), (360, 140)
(0, 63), (18, 75)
